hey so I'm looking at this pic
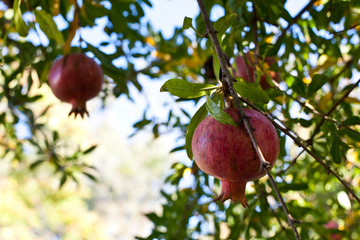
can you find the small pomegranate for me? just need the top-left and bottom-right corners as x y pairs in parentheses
(234, 52), (281, 89)
(192, 108), (279, 207)
(324, 221), (343, 240)
(48, 53), (103, 118)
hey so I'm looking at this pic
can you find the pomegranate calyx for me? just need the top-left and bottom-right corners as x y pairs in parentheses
(215, 180), (249, 208)
(69, 106), (89, 119)
(69, 100), (88, 118)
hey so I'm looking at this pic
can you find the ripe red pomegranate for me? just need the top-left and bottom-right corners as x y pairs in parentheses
(48, 53), (103, 118)
(192, 108), (279, 207)
(234, 52), (281, 89)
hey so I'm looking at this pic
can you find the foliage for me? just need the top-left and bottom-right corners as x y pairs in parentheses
(1, 0), (360, 239)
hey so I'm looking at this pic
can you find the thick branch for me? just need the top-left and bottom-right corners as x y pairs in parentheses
(196, 0), (269, 174)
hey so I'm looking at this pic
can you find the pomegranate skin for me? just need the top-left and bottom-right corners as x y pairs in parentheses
(48, 53), (103, 118)
(234, 53), (281, 89)
(192, 108), (279, 206)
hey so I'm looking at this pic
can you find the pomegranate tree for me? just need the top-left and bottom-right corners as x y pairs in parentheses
(234, 52), (281, 89)
(192, 108), (279, 207)
(48, 53), (103, 118)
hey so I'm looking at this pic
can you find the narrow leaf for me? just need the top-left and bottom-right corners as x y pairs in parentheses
(182, 17), (193, 30)
(34, 9), (64, 47)
(343, 116), (360, 126)
(343, 128), (360, 142)
(59, 173), (67, 188)
(213, 53), (220, 80)
(13, 0), (29, 37)
(278, 182), (308, 191)
(233, 79), (269, 104)
(83, 172), (97, 182)
(29, 160), (44, 169)
(206, 96), (238, 126)
(213, 13), (237, 37)
(331, 138), (342, 164)
(160, 79), (217, 99)
(83, 145), (97, 155)
(308, 74), (328, 96)
(185, 103), (208, 159)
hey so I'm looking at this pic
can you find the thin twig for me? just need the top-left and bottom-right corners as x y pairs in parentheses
(274, 0), (317, 46)
(196, 1), (300, 239)
(330, 23), (360, 35)
(240, 96), (360, 204)
(277, 149), (306, 175)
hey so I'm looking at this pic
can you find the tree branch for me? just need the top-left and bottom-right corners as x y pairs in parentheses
(265, 167), (301, 238)
(240, 96), (360, 204)
(196, 1), (300, 239)
(275, 0), (317, 46)
(310, 78), (360, 141)
(277, 149), (306, 175)
(254, 181), (292, 238)
(197, 0), (269, 174)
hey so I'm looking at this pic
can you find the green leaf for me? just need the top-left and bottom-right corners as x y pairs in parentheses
(278, 182), (308, 192)
(213, 13), (237, 37)
(308, 74), (328, 96)
(83, 172), (97, 182)
(206, 96), (238, 126)
(331, 138), (342, 164)
(233, 79), (269, 104)
(83, 145), (97, 155)
(299, 118), (313, 128)
(160, 79), (217, 99)
(182, 17), (193, 30)
(342, 116), (360, 126)
(170, 145), (185, 153)
(59, 173), (67, 188)
(13, 0), (29, 37)
(212, 52), (220, 80)
(185, 103), (208, 159)
(34, 9), (64, 47)
(29, 160), (44, 170)
(146, 212), (162, 224)
(343, 128), (360, 142)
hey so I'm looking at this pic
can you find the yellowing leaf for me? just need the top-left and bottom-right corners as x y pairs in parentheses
(302, 77), (312, 84)
(318, 92), (333, 111)
(182, 168), (192, 178)
(344, 97), (360, 104)
(151, 50), (171, 61)
(309, 55), (337, 77)
(265, 37), (273, 43)
(50, 0), (61, 16)
(145, 36), (156, 46)
(314, 0), (323, 6)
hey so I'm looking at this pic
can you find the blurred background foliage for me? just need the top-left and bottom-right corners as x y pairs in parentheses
(0, 0), (360, 239)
